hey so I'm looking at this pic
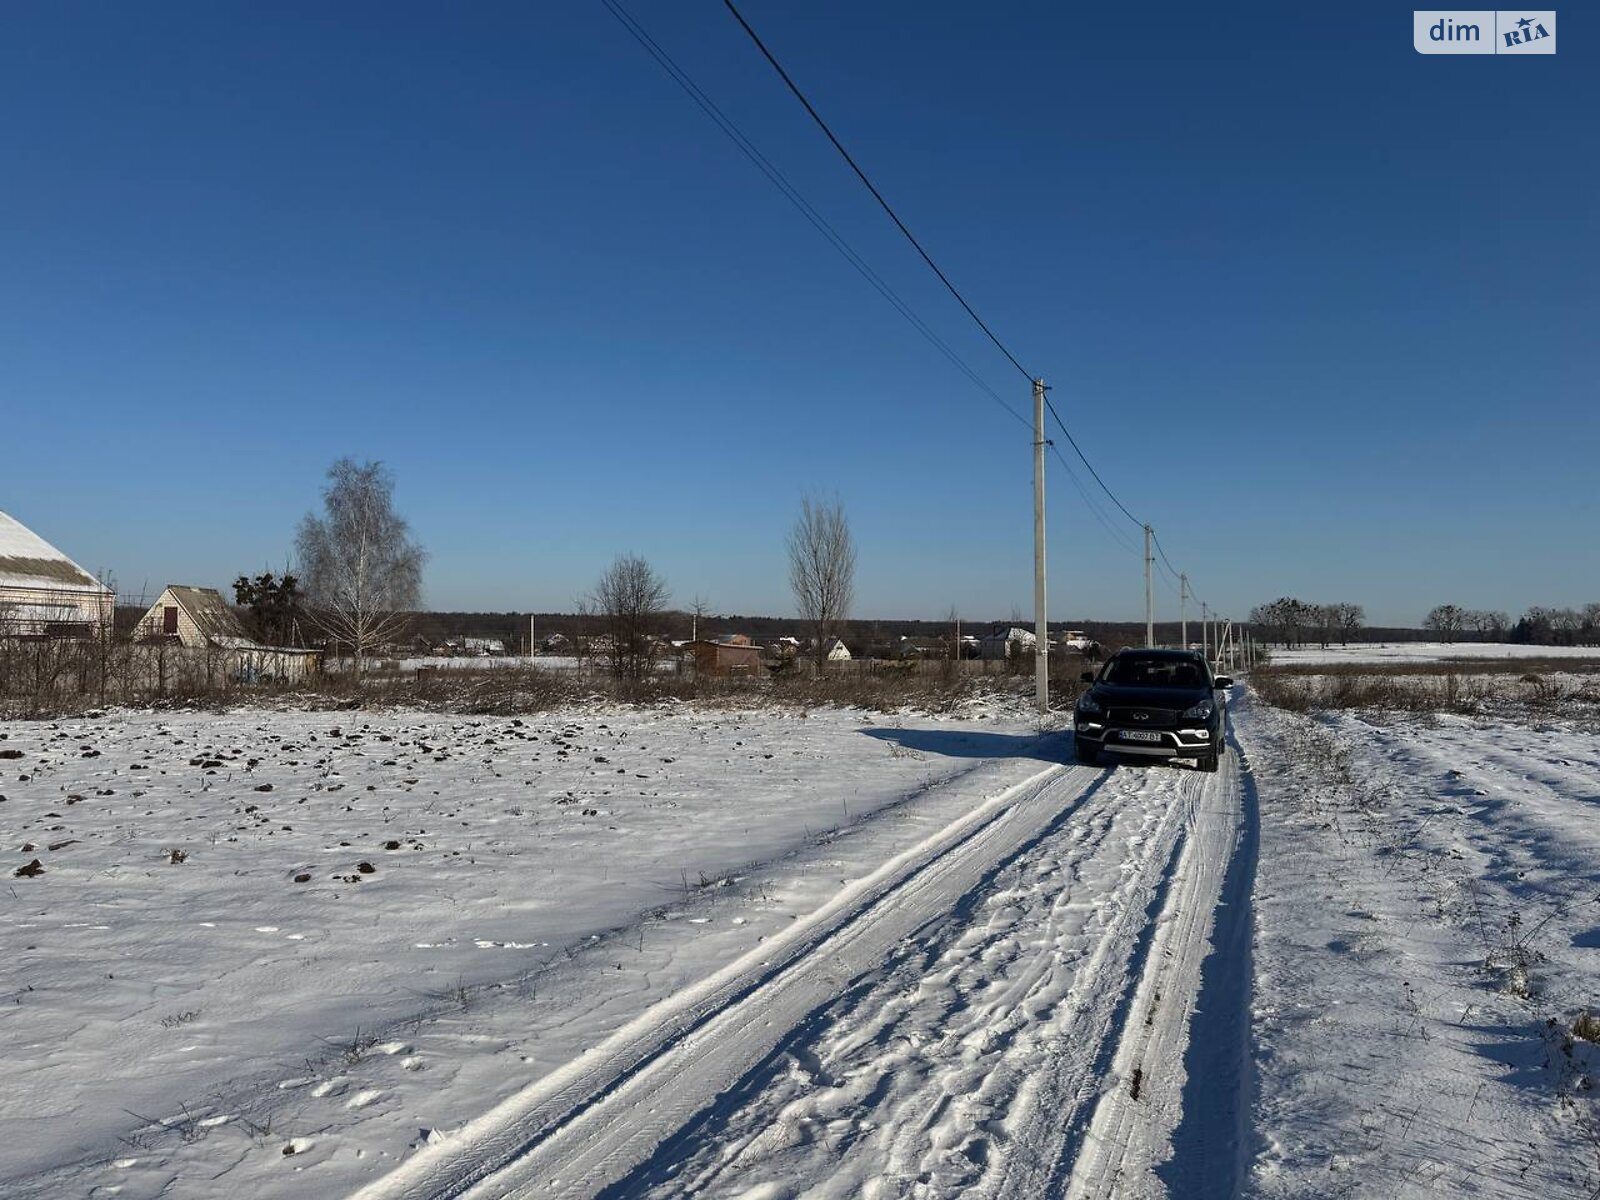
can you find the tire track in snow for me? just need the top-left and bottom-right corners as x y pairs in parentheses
(629, 762), (1189, 1199)
(350, 760), (1097, 1200)
(1062, 726), (1251, 1199)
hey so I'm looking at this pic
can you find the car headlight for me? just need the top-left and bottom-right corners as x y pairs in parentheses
(1077, 694), (1104, 715)
(1181, 698), (1214, 719)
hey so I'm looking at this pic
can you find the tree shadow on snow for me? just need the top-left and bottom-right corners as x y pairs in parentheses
(857, 726), (1066, 762)
(1465, 1016), (1574, 1091)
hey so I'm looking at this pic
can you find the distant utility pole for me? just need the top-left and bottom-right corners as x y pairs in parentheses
(1201, 601), (1210, 663)
(1143, 525), (1154, 648)
(1033, 378), (1049, 713)
(1180, 573), (1190, 649)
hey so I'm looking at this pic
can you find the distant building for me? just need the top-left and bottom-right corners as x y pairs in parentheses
(769, 635), (802, 661)
(136, 585), (253, 649)
(134, 585), (318, 682)
(0, 510), (114, 639)
(896, 636), (947, 660)
(980, 626), (1037, 660)
(825, 637), (852, 662)
(683, 639), (763, 676)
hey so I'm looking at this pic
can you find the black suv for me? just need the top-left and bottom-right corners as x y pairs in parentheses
(1073, 648), (1231, 772)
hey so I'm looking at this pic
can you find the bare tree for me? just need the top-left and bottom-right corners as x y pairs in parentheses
(593, 554), (669, 683)
(1335, 602), (1365, 645)
(295, 459), (426, 678)
(788, 495), (856, 675)
(1423, 603), (1466, 642)
(1550, 606), (1583, 646)
(1582, 603), (1600, 646)
(689, 594), (712, 643)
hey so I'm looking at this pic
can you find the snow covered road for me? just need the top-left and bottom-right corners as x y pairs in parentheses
(357, 745), (1250, 1199)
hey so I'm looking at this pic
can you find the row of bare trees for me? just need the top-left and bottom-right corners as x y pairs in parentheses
(584, 493), (857, 683)
(1248, 598), (1366, 649)
(1425, 602), (1600, 645)
(1421, 604), (1504, 641)
(6, 461), (860, 700)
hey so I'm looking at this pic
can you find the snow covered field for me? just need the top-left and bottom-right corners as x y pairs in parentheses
(1240, 692), (1600, 1197)
(1269, 641), (1600, 666)
(2, 697), (1065, 1197)
(5, 679), (1594, 1198)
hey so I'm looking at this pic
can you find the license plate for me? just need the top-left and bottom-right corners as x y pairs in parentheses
(1120, 730), (1162, 743)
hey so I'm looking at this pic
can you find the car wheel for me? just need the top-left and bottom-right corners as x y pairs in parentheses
(1198, 751), (1219, 773)
(1075, 741), (1099, 766)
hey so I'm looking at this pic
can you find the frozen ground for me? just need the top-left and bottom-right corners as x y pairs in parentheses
(1, 697), (1068, 1197)
(5, 682), (1593, 1198)
(1269, 641), (1600, 666)
(2, 694), (1255, 1198)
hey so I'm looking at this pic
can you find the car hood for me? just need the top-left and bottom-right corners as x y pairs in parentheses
(1088, 684), (1210, 709)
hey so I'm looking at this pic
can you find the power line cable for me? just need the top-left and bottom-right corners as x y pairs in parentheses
(722, 0), (1033, 384)
(600, 0), (1032, 431)
(1043, 395), (1148, 531)
(660, 0), (1213, 604)
(1150, 530), (1188, 589)
(1049, 444), (1140, 555)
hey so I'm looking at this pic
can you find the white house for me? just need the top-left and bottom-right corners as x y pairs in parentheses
(135, 585), (318, 683)
(826, 637), (852, 662)
(0, 510), (114, 638)
(980, 626), (1037, 660)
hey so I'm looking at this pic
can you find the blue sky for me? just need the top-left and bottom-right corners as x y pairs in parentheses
(3, 2), (1594, 626)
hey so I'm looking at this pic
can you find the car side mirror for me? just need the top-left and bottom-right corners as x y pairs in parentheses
(1080, 671), (1096, 683)
(1214, 676), (1234, 689)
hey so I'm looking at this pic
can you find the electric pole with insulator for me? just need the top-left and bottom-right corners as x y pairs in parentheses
(1180, 573), (1189, 650)
(1033, 378), (1049, 713)
(1143, 525), (1154, 647)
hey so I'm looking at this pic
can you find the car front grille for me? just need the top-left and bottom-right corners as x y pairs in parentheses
(1109, 707), (1180, 727)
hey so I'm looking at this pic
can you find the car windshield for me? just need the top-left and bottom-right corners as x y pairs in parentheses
(1099, 656), (1207, 689)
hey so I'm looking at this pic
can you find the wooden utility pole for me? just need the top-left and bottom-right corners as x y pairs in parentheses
(1033, 378), (1049, 713)
(1180, 573), (1189, 649)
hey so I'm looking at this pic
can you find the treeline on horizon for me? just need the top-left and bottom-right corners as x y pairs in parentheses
(1249, 597), (1600, 649)
(353, 610), (1480, 652)
(109, 602), (1593, 656)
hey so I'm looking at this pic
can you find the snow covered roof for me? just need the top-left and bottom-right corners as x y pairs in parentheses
(984, 626), (1036, 642)
(0, 510), (111, 594)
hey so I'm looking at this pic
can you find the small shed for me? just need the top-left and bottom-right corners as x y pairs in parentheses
(683, 639), (764, 676)
(0, 510), (114, 638)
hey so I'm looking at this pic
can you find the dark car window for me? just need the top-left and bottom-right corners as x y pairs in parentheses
(1100, 656), (1208, 689)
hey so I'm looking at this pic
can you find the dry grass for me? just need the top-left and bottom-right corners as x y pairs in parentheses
(1250, 665), (1600, 719)
(1261, 656), (1600, 679)
(1, 653), (1027, 721)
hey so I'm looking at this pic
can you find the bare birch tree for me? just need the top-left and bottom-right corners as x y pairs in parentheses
(788, 495), (855, 675)
(295, 459), (425, 678)
(593, 554), (670, 683)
